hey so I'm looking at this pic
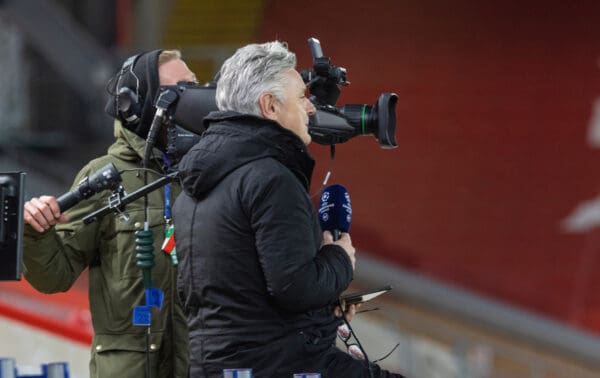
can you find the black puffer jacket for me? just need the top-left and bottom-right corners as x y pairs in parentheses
(173, 111), (353, 377)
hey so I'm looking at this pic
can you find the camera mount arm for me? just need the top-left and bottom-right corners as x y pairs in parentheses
(301, 37), (348, 107)
(82, 171), (179, 225)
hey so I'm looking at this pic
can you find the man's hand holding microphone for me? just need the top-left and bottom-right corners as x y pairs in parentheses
(318, 184), (357, 318)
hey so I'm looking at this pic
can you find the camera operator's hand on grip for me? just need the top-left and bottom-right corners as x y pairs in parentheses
(24, 196), (69, 233)
(322, 230), (355, 270)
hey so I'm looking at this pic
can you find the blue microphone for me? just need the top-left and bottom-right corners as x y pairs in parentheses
(318, 184), (352, 241)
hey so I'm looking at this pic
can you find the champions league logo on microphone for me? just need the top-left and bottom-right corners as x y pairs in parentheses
(343, 192), (352, 223)
(318, 184), (352, 239)
(319, 191), (333, 222)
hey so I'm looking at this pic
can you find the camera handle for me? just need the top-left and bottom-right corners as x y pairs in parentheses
(302, 37), (348, 107)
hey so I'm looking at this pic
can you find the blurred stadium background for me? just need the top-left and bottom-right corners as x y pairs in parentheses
(1, 0), (600, 377)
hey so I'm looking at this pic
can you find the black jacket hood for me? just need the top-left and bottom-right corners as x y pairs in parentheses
(178, 111), (315, 199)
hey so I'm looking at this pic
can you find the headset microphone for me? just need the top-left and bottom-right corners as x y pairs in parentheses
(318, 184), (352, 241)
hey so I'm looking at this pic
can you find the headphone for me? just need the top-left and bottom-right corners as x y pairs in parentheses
(114, 54), (142, 125)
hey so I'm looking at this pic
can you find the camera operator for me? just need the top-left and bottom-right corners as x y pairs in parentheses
(173, 41), (405, 377)
(22, 50), (196, 378)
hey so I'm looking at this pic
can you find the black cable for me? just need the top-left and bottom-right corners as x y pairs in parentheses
(341, 309), (375, 378)
(141, 113), (165, 378)
(145, 328), (151, 378)
(372, 343), (400, 364)
(139, 88), (179, 378)
(143, 111), (165, 227)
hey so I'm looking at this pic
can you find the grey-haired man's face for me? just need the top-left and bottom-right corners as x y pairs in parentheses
(271, 69), (316, 145)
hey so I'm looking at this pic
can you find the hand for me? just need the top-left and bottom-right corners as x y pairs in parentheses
(24, 196), (69, 233)
(322, 231), (356, 270)
(334, 301), (359, 321)
(335, 300), (368, 361)
(335, 301), (357, 343)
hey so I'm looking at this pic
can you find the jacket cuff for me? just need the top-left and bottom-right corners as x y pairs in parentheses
(22, 226), (61, 270)
(23, 223), (54, 240)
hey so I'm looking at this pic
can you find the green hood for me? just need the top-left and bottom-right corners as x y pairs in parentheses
(108, 121), (163, 164)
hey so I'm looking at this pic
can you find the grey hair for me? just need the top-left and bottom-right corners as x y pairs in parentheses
(216, 41), (297, 115)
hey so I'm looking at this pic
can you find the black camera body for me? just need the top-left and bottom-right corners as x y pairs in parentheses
(301, 38), (398, 149)
(307, 94), (398, 148)
(157, 37), (397, 150)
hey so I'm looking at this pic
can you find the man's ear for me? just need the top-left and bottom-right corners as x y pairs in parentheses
(259, 93), (279, 121)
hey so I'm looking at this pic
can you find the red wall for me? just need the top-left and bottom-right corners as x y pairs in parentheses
(260, 0), (600, 332)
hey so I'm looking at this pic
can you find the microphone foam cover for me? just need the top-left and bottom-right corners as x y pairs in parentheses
(318, 184), (352, 233)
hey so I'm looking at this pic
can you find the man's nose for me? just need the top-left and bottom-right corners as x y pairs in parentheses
(306, 100), (316, 115)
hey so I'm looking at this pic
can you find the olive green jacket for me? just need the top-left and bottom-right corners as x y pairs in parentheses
(23, 123), (188, 378)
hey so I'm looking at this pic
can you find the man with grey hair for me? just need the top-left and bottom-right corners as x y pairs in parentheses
(173, 41), (405, 377)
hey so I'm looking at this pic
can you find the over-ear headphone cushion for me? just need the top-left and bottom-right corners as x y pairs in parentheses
(104, 50), (161, 138)
(116, 87), (141, 124)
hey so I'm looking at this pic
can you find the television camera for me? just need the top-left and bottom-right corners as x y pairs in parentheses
(157, 37), (398, 149)
(300, 37), (398, 148)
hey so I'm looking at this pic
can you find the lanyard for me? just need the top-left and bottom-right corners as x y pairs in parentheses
(161, 153), (178, 266)
(162, 154), (172, 223)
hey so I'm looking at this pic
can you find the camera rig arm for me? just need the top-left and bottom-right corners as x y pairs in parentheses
(82, 171), (179, 225)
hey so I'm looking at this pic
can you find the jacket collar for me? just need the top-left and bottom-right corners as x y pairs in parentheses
(108, 121), (164, 165)
(179, 111), (315, 199)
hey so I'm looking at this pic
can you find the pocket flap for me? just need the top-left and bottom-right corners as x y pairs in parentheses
(94, 332), (163, 353)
